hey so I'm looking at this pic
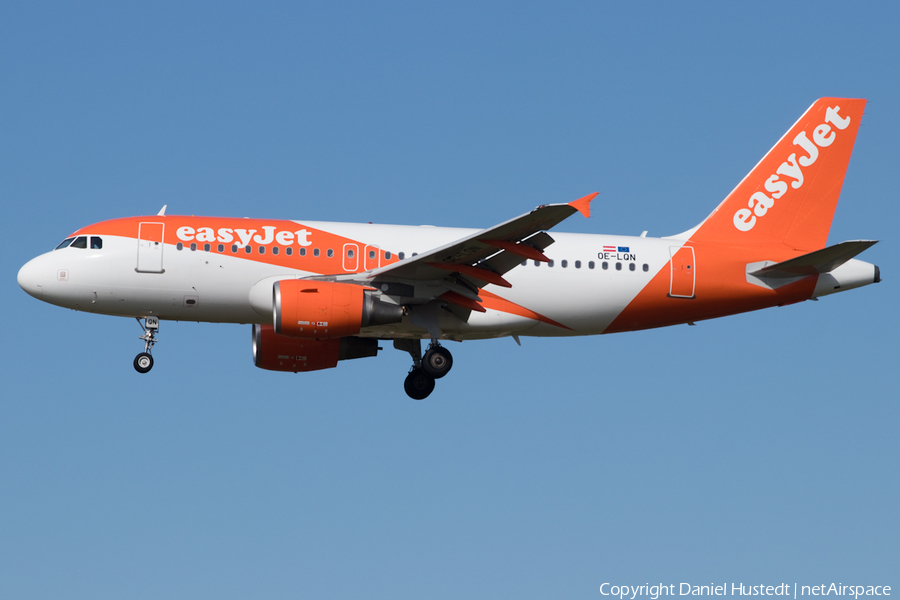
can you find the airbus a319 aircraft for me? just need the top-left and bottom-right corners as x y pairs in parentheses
(18, 98), (880, 399)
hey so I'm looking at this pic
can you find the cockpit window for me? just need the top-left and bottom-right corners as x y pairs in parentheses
(91, 236), (103, 249)
(71, 236), (88, 249)
(55, 237), (75, 250)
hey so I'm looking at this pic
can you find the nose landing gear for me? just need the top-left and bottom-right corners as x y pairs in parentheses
(394, 339), (453, 400)
(134, 316), (159, 373)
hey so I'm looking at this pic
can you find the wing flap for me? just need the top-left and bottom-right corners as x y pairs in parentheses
(427, 262), (512, 287)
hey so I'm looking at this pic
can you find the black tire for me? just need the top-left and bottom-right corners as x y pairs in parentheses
(404, 368), (435, 400)
(134, 352), (154, 374)
(422, 346), (453, 379)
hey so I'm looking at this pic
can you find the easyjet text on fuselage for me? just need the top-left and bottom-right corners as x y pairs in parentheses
(176, 225), (313, 247)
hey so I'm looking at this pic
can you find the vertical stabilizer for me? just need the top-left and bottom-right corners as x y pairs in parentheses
(690, 98), (865, 251)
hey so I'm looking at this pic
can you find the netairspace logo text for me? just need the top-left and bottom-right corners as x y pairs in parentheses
(600, 584), (891, 600)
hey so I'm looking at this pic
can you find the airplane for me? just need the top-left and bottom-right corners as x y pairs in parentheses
(17, 98), (880, 399)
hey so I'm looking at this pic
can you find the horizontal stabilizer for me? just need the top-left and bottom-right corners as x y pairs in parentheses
(751, 240), (878, 279)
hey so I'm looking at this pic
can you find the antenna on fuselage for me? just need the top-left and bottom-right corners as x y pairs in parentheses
(157, 205), (167, 216)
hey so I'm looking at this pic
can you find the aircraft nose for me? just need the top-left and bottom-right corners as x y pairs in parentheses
(17, 257), (44, 299)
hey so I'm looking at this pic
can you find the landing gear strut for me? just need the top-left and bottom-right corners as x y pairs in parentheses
(134, 316), (159, 374)
(394, 339), (453, 400)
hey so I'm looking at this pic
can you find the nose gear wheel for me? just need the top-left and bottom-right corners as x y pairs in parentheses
(134, 352), (154, 373)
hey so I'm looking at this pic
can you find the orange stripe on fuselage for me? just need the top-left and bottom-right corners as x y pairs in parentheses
(72, 216), (402, 275)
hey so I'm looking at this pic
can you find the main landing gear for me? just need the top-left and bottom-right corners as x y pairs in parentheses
(396, 339), (454, 400)
(134, 316), (159, 374)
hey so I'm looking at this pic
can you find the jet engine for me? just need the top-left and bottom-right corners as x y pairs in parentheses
(252, 324), (380, 372)
(273, 280), (403, 338)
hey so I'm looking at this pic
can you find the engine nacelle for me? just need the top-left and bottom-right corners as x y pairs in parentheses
(252, 324), (380, 372)
(273, 280), (403, 339)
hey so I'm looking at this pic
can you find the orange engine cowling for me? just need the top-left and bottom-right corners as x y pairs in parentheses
(252, 324), (380, 372)
(273, 280), (403, 339)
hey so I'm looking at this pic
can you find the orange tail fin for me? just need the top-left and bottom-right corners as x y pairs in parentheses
(689, 98), (865, 251)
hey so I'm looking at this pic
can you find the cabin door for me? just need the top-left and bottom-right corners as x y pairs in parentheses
(668, 246), (695, 298)
(137, 222), (165, 273)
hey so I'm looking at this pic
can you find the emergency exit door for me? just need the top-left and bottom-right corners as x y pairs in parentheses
(364, 245), (381, 270)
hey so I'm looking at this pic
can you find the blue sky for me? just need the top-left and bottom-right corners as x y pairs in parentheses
(2, 2), (897, 598)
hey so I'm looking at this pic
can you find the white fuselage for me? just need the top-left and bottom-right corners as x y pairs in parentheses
(17, 218), (879, 342)
(19, 221), (674, 339)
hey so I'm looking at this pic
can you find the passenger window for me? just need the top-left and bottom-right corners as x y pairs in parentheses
(561, 260), (568, 268)
(588, 261), (595, 269)
(602, 261), (608, 270)
(286, 247), (293, 256)
(231, 244), (238, 253)
(368, 250), (375, 259)
(575, 260), (581, 269)
(300, 248), (307, 256)
(548, 260), (554, 267)
(521, 261), (527, 266)
(385, 251), (392, 259)
(347, 249), (354, 258)
(71, 236), (87, 249)
(244, 246), (252, 254)
(272, 246), (279, 255)
(190, 243), (197, 251)
(259, 246), (265, 254)
(55, 237), (75, 250)
(616, 262), (622, 270)
(176, 242), (184, 250)
(91, 236), (102, 249)
(204, 243), (211, 252)
(643, 263), (649, 272)
(534, 260), (540, 267)
(399, 252), (405, 260)
(218, 244), (224, 252)
(327, 249), (334, 258)
(313, 248), (320, 257)
(629, 263), (636, 271)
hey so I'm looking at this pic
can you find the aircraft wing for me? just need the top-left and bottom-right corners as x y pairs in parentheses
(361, 193), (596, 309)
(319, 193), (596, 314)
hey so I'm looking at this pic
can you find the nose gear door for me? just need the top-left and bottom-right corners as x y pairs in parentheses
(137, 222), (165, 273)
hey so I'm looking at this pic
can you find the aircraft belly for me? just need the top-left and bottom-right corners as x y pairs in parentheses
(443, 310), (539, 335)
(357, 306), (535, 340)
